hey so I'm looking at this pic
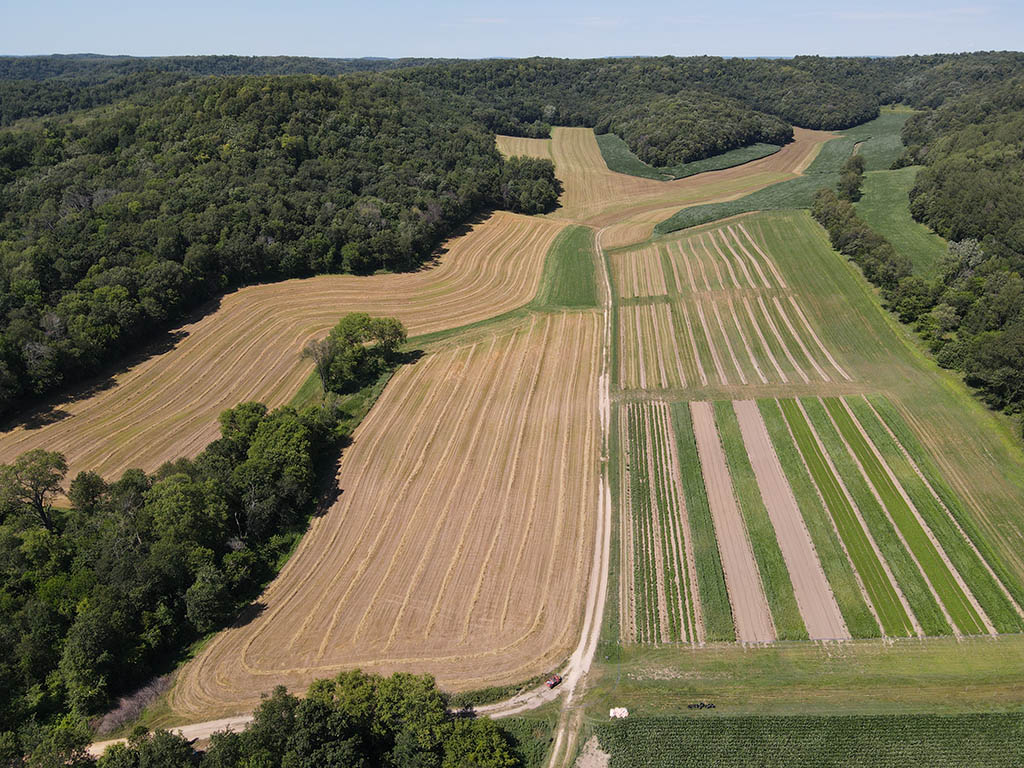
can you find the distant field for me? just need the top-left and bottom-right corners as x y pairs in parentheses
(172, 310), (602, 720)
(856, 166), (948, 278)
(655, 107), (913, 234)
(595, 133), (781, 181)
(0, 212), (567, 481)
(497, 127), (833, 235)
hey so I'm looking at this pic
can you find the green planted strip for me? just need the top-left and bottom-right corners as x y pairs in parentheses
(531, 225), (598, 309)
(800, 397), (950, 636)
(645, 405), (681, 641)
(823, 397), (985, 636)
(848, 396), (1022, 633)
(758, 399), (879, 638)
(714, 401), (807, 640)
(867, 394), (1024, 616)
(778, 398), (913, 637)
(670, 402), (735, 641)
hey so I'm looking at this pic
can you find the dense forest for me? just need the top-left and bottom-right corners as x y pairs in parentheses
(0, 397), (346, 759)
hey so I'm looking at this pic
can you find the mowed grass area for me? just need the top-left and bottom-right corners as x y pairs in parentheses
(588, 634), (1024, 716)
(655, 107), (913, 233)
(596, 133), (781, 181)
(594, 713), (1024, 768)
(855, 166), (948, 278)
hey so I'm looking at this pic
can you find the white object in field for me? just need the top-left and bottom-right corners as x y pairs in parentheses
(609, 707), (629, 718)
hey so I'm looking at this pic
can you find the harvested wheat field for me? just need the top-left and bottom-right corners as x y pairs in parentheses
(170, 310), (602, 719)
(0, 212), (566, 481)
(500, 127), (834, 230)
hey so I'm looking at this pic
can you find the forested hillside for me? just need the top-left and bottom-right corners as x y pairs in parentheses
(0, 75), (557, 412)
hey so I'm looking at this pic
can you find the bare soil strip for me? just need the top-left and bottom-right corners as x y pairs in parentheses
(694, 299), (729, 385)
(171, 311), (601, 719)
(840, 399), (996, 635)
(729, 298), (769, 384)
(734, 401), (849, 639)
(691, 402), (775, 643)
(0, 212), (565, 481)
(733, 222), (789, 289)
(756, 296), (810, 383)
(863, 397), (1024, 620)
(771, 297), (831, 382)
(742, 297), (788, 382)
(796, 398), (923, 636)
(787, 296), (852, 381)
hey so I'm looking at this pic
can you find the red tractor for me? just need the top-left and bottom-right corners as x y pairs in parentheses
(545, 674), (562, 689)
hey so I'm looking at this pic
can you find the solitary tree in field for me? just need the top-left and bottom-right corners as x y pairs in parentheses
(0, 449), (68, 531)
(302, 337), (337, 392)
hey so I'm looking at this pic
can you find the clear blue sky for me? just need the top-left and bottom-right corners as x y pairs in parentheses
(1, 0), (1019, 58)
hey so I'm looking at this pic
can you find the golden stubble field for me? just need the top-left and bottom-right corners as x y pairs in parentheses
(0, 212), (567, 481)
(171, 311), (602, 719)
(497, 126), (833, 247)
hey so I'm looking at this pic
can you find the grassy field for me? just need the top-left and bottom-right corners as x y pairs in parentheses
(594, 713), (1024, 767)
(596, 133), (781, 180)
(655, 108), (913, 234)
(531, 225), (599, 308)
(855, 166), (948, 278)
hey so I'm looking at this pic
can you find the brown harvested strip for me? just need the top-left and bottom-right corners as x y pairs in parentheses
(796, 398), (923, 637)
(659, 303), (689, 389)
(634, 308), (650, 389)
(734, 401), (850, 640)
(706, 229), (754, 289)
(756, 296), (810, 383)
(771, 297), (831, 382)
(694, 298), (729, 385)
(735, 221), (788, 289)
(728, 297), (769, 384)
(691, 240), (715, 291)
(787, 296), (852, 381)
(711, 300), (748, 386)
(0, 211), (565, 483)
(170, 312), (601, 719)
(839, 399), (996, 635)
(722, 226), (774, 289)
(698, 234), (727, 288)
(862, 396), (1024, 621)
(742, 297), (788, 383)
(690, 402), (776, 644)
(700, 232), (742, 289)
(642, 405), (673, 641)
(658, 401), (703, 642)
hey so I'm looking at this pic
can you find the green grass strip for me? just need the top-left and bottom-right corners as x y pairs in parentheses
(866, 394), (1024, 624)
(713, 401), (807, 640)
(530, 225), (598, 309)
(847, 396), (1023, 634)
(595, 132), (781, 181)
(629, 404), (658, 642)
(670, 402), (735, 641)
(648, 404), (687, 641)
(778, 398), (912, 637)
(822, 397), (985, 636)
(800, 397), (950, 636)
(758, 399), (879, 638)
